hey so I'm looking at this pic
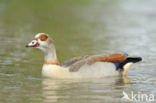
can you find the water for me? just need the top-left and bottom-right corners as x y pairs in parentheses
(0, 0), (156, 103)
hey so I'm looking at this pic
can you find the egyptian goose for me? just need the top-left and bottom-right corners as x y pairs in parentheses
(26, 33), (142, 78)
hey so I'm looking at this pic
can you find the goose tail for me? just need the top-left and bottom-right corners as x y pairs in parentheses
(121, 57), (142, 75)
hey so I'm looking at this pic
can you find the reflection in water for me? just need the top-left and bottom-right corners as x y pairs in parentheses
(42, 76), (131, 103)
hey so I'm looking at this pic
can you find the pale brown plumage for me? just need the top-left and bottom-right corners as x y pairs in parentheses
(61, 53), (127, 72)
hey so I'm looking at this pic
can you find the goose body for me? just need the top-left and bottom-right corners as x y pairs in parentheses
(42, 62), (120, 78)
(26, 33), (142, 78)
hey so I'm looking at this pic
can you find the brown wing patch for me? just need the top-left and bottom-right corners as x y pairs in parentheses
(86, 54), (127, 65)
(100, 54), (127, 63)
(68, 53), (127, 72)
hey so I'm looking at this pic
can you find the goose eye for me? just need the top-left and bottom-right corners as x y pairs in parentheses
(31, 40), (37, 44)
(26, 39), (38, 47)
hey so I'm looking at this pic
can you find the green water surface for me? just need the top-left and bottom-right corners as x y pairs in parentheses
(0, 0), (156, 103)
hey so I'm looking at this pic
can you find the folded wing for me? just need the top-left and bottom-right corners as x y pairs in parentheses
(61, 53), (127, 72)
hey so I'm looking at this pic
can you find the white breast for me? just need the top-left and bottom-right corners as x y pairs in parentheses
(42, 62), (120, 79)
(42, 65), (75, 78)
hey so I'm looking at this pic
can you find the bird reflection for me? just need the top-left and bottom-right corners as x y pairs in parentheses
(42, 76), (131, 103)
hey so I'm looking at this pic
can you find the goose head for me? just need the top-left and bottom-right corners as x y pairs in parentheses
(26, 33), (59, 65)
(26, 33), (51, 48)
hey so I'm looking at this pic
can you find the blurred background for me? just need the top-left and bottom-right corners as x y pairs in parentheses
(0, 0), (156, 103)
